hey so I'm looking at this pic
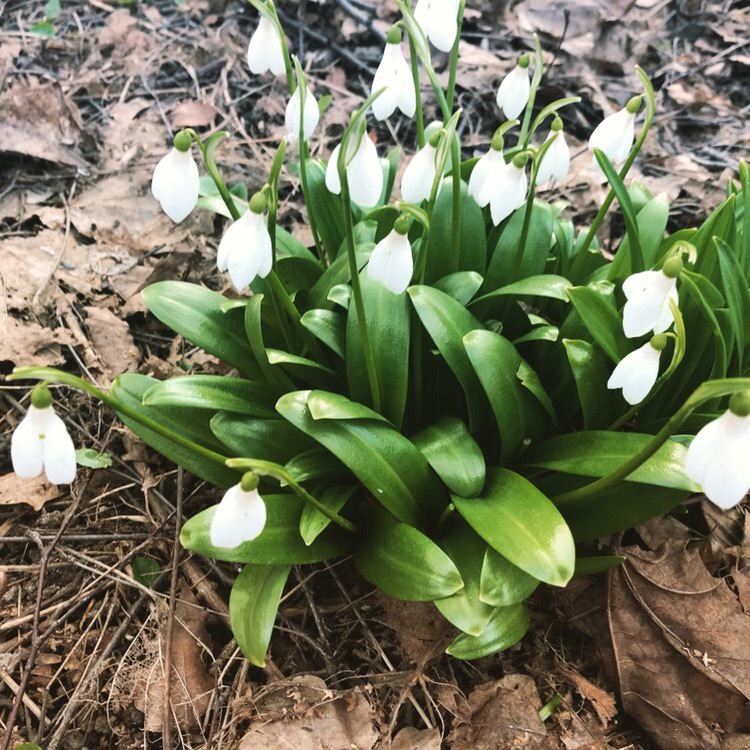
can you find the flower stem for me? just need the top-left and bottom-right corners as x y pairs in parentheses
(407, 28), (425, 149)
(445, 1), (465, 113)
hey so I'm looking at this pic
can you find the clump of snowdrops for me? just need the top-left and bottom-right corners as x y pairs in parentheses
(10, 0), (750, 666)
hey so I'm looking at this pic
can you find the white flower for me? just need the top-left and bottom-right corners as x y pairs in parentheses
(685, 409), (750, 510)
(468, 146), (507, 208)
(151, 146), (199, 224)
(401, 142), (438, 204)
(496, 63), (530, 120)
(413, 0), (460, 52)
(489, 160), (527, 226)
(367, 227), (413, 294)
(371, 42), (416, 121)
(285, 85), (319, 143)
(589, 105), (636, 167)
(622, 269), (678, 339)
(11, 404), (76, 485)
(210, 484), (267, 548)
(217, 207), (273, 291)
(536, 129), (570, 185)
(247, 15), (286, 76)
(607, 340), (662, 405)
(325, 131), (384, 208)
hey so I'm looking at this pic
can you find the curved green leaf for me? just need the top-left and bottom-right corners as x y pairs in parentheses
(567, 285), (629, 363)
(446, 602), (529, 660)
(266, 349), (341, 389)
(434, 271), (484, 305)
(301, 309), (346, 358)
(303, 159), (345, 260)
(307, 390), (389, 422)
(479, 548), (539, 607)
(563, 339), (615, 429)
(299, 485), (358, 545)
(472, 274), (572, 305)
(284, 448), (350, 484)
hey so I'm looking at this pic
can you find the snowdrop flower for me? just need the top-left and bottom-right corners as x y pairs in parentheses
(217, 193), (273, 291)
(589, 95), (642, 168)
(468, 132), (509, 208)
(401, 132), (441, 204)
(151, 131), (199, 224)
(622, 257), (681, 339)
(210, 473), (267, 548)
(371, 27), (416, 121)
(367, 218), (413, 294)
(325, 128), (384, 208)
(11, 386), (76, 485)
(496, 55), (531, 120)
(285, 85), (319, 143)
(413, 0), (460, 53)
(247, 14), (286, 76)
(489, 154), (528, 226)
(685, 392), (750, 510)
(607, 335), (666, 405)
(536, 117), (570, 186)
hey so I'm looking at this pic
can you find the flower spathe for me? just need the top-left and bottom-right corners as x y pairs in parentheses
(285, 85), (319, 143)
(247, 15), (286, 76)
(401, 142), (439, 204)
(685, 410), (750, 510)
(496, 63), (530, 121)
(489, 160), (527, 226)
(217, 207), (273, 291)
(325, 132), (384, 208)
(209, 484), (267, 548)
(11, 404), (76, 485)
(536, 129), (571, 186)
(367, 227), (413, 294)
(151, 146), (200, 224)
(607, 340), (662, 405)
(371, 42), (416, 121)
(622, 269), (678, 338)
(413, 0), (460, 52)
(589, 105), (636, 167)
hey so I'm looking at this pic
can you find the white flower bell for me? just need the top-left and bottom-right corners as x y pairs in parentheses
(217, 193), (273, 291)
(325, 128), (384, 208)
(371, 27), (416, 121)
(489, 154), (528, 226)
(468, 132), (508, 208)
(622, 258), (681, 339)
(685, 393), (750, 510)
(589, 96), (641, 168)
(11, 386), (76, 485)
(413, 0), (460, 53)
(247, 14), (286, 76)
(285, 85), (319, 143)
(151, 132), (200, 224)
(536, 117), (570, 186)
(496, 56), (531, 120)
(401, 133), (440, 204)
(367, 218), (413, 294)
(210, 474), (267, 548)
(607, 335), (665, 405)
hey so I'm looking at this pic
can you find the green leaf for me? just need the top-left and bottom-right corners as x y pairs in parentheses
(45, 0), (61, 20)
(230, 564), (291, 667)
(307, 390), (389, 422)
(522, 431), (700, 494)
(266, 350), (341, 389)
(434, 272), (484, 305)
(301, 309), (346, 358)
(299, 485), (358, 545)
(180, 496), (353, 563)
(30, 20), (55, 36)
(142, 282), (261, 377)
(473, 274), (572, 305)
(452, 468), (575, 587)
(285, 448), (350, 483)
(245, 295), (295, 389)
(563, 339), (615, 429)
(75, 448), (112, 469)
(308, 242), (373, 309)
(143, 375), (279, 418)
(276, 391), (445, 525)
(446, 602), (529, 659)
(716, 237), (750, 367)
(479, 547), (539, 607)
(574, 555), (625, 577)
(567, 285), (629, 363)
(303, 159), (345, 260)
(411, 417), (485, 497)
(132, 557), (161, 587)
(353, 507), (464, 601)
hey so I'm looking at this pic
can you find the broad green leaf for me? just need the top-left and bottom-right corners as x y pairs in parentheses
(411, 417), (485, 497)
(180, 495), (354, 563)
(354, 507), (464, 601)
(299, 485), (358, 545)
(522, 431), (699, 494)
(513, 326), (559, 344)
(446, 602), (529, 659)
(301, 309), (346, 358)
(142, 282), (261, 377)
(574, 555), (625, 577)
(452, 468), (575, 586)
(303, 159), (345, 260)
(276, 391), (445, 525)
(285, 448), (350, 483)
(434, 271), (484, 305)
(567, 285), (629, 363)
(307, 390), (389, 422)
(266, 349), (341, 389)
(230, 563), (291, 667)
(308, 243), (373, 309)
(516, 359), (557, 424)
(716, 237), (750, 367)
(563, 339), (615, 429)
(274, 256), (324, 297)
(472, 274), (572, 305)
(75, 448), (112, 469)
(132, 557), (161, 587)
(245, 295), (295, 389)
(479, 548), (539, 607)
(143, 375), (279, 418)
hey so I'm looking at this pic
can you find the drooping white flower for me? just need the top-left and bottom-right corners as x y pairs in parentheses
(495, 59), (530, 120)
(285, 85), (319, 143)
(367, 223), (413, 294)
(468, 144), (507, 208)
(217, 196), (273, 291)
(210, 483), (267, 548)
(151, 139), (199, 224)
(536, 121), (571, 186)
(588, 96), (641, 168)
(11, 403), (76, 485)
(325, 130), (384, 208)
(685, 396), (750, 510)
(413, 0), (460, 52)
(622, 259), (681, 338)
(607, 337), (664, 405)
(401, 140), (439, 204)
(489, 156), (528, 226)
(371, 31), (416, 121)
(247, 14), (286, 76)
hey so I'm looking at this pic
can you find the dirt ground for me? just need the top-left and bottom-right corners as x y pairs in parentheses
(0, 0), (749, 747)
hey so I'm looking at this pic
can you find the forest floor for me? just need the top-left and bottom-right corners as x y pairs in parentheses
(1, 0), (749, 747)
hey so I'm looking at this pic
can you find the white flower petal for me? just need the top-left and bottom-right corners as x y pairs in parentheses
(401, 144), (437, 204)
(469, 149), (507, 208)
(394, 47), (416, 117)
(496, 65), (530, 120)
(151, 148), (199, 224)
(42, 412), (77, 484)
(367, 230), (413, 294)
(348, 135), (383, 207)
(221, 211), (271, 290)
(247, 16), (285, 76)
(285, 86), (319, 143)
(371, 45), (401, 120)
(589, 107), (636, 166)
(537, 131), (570, 185)
(606, 342), (661, 405)
(210, 485), (267, 548)
(10, 411), (44, 479)
(325, 144), (343, 195)
(622, 270), (677, 338)
(489, 163), (527, 226)
(426, 0), (459, 52)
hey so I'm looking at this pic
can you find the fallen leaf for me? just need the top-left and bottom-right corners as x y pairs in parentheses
(0, 473), (62, 511)
(170, 101), (219, 129)
(83, 305), (140, 382)
(560, 668), (617, 728)
(389, 726), (442, 749)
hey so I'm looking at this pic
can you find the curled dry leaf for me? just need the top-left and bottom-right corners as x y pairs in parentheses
(0, 472), (62, 511)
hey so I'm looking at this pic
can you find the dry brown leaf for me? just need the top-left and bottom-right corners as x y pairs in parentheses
(0, 473), (63, 511)
(83, 305), (140, 382)
(170, 101), (219, 129)
(389, 726), (442, 749)
(560, 668), (617, 727)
